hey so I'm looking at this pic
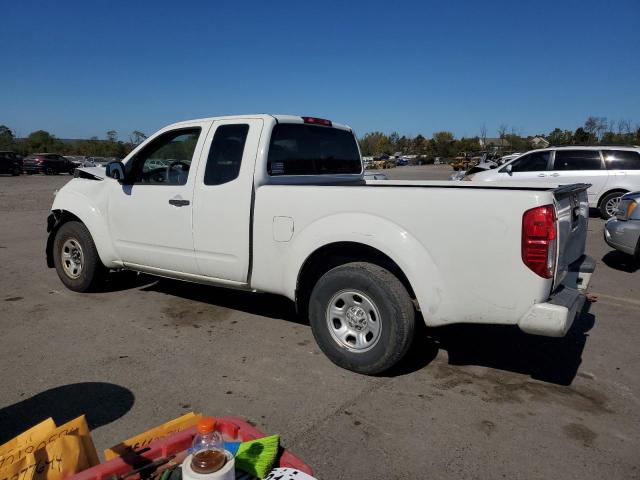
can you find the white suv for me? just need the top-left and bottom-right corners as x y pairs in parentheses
(468, 146), (640, 218)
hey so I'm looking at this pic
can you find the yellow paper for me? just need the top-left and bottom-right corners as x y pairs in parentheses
(104, 412), (202, 460)
(0, 416), (98, 469)
(0, 419), (56, 457)
(0, 435), (89, 480)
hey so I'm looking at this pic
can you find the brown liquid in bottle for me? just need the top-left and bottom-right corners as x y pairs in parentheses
(191, 449), (227, 474)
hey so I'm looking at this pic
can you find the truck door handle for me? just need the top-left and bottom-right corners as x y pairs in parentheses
(168, 199), (190, 207)
(550, 173), (560, 177)
(537, 173), (547, 177)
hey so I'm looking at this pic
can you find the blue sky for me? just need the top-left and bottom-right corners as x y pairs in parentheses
(2, 0), (639, 140)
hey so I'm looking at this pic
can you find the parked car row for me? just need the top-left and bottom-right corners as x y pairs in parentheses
(0, 152), (118, 176)
(461, 146), (640, 219)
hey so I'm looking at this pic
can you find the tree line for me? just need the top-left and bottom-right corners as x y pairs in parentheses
(358, 116), (640, 158)
(1, 116), (639, 160)
(0, 126), (147, 158)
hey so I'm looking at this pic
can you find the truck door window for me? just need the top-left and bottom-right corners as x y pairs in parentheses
(267, 124), (361, 175)
(204, 124), (249, 185)
(553, 150), (603, 170)
(602, 150), (640, 170)
(129, 128), (201, 185)
(506, 151), (551, 172)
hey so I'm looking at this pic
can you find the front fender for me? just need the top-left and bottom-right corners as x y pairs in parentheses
(49, 187), (120, 268)
(282, 213), (447, 326)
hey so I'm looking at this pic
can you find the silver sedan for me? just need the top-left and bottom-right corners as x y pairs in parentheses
(604, 191), (640, 262)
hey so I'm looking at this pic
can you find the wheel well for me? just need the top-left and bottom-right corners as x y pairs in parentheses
(46, 210), (83, 268)
(598, 189), (628, 207)
(295, 242), (415, 313)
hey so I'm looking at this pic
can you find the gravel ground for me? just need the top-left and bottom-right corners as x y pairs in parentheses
(0, 167), (638, 479)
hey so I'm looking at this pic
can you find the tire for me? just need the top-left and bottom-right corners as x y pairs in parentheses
(12, 167), (20, 176)
(45, 166), (53, 175)
(308, 262), (415, 375)
(53, 221), (105, 292)
(600, 191), (625, 219)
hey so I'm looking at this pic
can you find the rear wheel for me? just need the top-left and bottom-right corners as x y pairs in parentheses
(12, 166), (20, 176)
(45, 166), (53, 175)
(53, 221), (105, 292)
(308, 262), (415, 375)
(600, 191), (625, 219)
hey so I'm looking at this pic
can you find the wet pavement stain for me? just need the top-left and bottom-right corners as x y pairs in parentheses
(4, 296), (23, 301)
(431, 363), (612, 415)
(563, 423), (597, 447)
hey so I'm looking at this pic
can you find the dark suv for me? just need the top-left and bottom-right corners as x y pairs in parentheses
(0, 151), (22, 176)
(23, 153), (75, 175)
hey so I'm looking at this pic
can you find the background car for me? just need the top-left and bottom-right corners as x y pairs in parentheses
(468, 146), (640, 219)
(0, 151), (22, 176)
(23, 153), (76, 175)
(604, 191), (640, 262)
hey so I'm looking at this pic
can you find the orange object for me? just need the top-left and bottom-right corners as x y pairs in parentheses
(197, 417), (216, 434)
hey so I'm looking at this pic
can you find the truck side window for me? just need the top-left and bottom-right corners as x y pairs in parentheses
(553, 150), (603, 170)
(129, 128), (201, 185)
(204, 124), (249, 185)
(603, 150), (640, 170)
(508, 151), (551, 172)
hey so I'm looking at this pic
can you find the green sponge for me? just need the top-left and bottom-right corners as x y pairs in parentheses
(235, 435), (280, 479)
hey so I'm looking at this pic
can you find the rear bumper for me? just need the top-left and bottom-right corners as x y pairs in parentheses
(518, 255), (594, 337)
(604, 218), (640, 256)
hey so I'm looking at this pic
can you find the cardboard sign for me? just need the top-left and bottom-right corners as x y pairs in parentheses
(0, 416), (98, 470)
(0, 419), (56, 457)
(104, 412), (202, 460)
(0, 435), (89, 480)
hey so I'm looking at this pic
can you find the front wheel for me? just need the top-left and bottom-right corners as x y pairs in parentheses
(308, 262), (415, 375)
(600, 192), (624, 219)
(12, 166), (20, 176)
(53, 221), (105, 292)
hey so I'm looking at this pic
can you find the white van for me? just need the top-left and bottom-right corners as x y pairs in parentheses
(468, 146), (640, 218)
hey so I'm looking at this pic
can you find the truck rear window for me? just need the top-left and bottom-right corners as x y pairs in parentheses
(267, 124), (361, 176)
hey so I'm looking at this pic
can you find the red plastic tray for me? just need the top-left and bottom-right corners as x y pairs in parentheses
(68, 416), (312, 479)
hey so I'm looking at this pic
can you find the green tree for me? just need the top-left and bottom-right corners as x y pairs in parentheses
(432, 131), (455, 157)
(23, 130), (63, 153)
(574, 127), (590, 144)
(130, 130), (147, 146)
(0, 125), (15, 149)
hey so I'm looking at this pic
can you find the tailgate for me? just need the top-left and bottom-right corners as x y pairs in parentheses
(553, 183), (590, 286)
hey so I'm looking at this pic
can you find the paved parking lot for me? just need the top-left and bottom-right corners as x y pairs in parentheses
(0, 167), (638, 479)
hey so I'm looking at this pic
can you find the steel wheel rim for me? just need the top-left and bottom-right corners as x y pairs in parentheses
(326, 289), (382, 352)
(606, 196), (621, 217)
(61, 238), (84, 279)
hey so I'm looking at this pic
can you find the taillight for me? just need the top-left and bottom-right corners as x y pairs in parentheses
(302, 116), (332, 127)
(522, 205), (557, 279)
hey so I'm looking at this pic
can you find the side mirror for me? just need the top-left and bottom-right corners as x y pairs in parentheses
(505, 164), (513, 176)
(105, 161), (126, 181)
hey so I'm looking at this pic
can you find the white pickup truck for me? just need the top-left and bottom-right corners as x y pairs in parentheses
(46, 114), (595, 374)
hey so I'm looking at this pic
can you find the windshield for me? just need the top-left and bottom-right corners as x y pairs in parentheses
(267, 124), (361, 176)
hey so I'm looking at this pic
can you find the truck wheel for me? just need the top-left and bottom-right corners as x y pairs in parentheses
(53, 221), (105, 292)
(12, 166), (20, 176)
(600, 192), (624, 219)
(308, 262), (415, 375)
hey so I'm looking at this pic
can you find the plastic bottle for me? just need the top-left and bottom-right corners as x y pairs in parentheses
(191, 417), (224, 455)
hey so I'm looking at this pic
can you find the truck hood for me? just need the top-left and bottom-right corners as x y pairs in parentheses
(74, 166), (106, 180)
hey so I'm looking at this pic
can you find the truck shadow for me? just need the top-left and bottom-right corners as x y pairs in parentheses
(390, 303), (595, 386)
(143, 279), (594, 386)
